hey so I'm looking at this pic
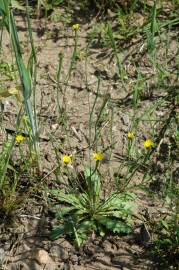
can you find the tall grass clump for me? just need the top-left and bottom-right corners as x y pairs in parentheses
(0, 0), (40, 166)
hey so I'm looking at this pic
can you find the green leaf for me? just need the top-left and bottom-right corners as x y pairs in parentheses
(74, 221), (95, 247)
(54, 206), (75, 219)
(78, 193), (90, 207)
(84, 167), (101, 198)
(49, 189), (83, 208)
(99, 192), (135, 213)
(103, 210), (127, 219)
(98, 217), (132, 234)
(77, 220), (95, 232)
(50, 221), (73, 240)
(73, 209), (89, 219)
(50, 225), (66, 240)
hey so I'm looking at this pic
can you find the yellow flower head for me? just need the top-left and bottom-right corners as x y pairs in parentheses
(73, 23), (79, 31)
(62, 155), (72, 164)
(16, 134), (24, 143)
(92, 152), (104, 161)
(144, 139), (154, 149)
(128, 131), (134, 139)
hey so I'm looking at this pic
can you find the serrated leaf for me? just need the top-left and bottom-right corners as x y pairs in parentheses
(49, 189), (83, 208)
(98, 217), (132, 234)
(100, 192), (135, 213)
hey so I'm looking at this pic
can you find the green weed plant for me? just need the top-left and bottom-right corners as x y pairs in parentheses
(50, 165), (135, 247)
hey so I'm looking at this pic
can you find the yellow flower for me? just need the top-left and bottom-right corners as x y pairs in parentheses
(144, 139), (154, 149)
(92, 152), (104, 161)
(128, 131), (134, 139)
(16, 134), (24, 142)
(62, 155), (72, 164)
(73, 23), (79, 31)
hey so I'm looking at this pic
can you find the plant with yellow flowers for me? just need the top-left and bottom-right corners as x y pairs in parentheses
(49, 151), (135, 247)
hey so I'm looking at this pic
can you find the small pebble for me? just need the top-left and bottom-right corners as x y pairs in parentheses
(34, 249), (52, 265)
